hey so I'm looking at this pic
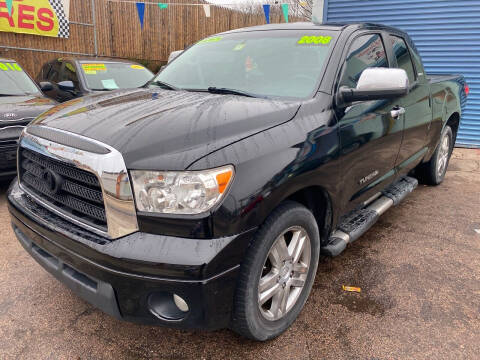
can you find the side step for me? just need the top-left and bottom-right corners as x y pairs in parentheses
(321, 176), (418, 257)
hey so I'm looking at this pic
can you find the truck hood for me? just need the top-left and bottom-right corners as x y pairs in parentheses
(32, 88), (301, 170)
(0, 95), (56, 120)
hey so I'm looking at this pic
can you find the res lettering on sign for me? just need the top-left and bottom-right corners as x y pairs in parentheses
(297, 36), (333, 45)
(0, 2), (55, 32)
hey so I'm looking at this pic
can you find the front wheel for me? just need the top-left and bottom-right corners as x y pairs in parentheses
(232, 201), (320, 341)
(418, 125), (453, 185)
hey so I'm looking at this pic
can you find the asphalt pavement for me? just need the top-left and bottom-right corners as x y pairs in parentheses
(0, 148), (479, 360)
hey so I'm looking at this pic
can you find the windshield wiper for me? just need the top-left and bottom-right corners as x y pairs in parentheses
(147, 80), (179, 91)
(90, 88), (113, 91)
(206, 87), (259, 98)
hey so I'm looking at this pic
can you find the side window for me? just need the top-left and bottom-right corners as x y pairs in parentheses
(46, 61), (61, 83)
(391, 35), (416, 84)
(339, 34), (388, 89)
(61, 62), (80, 90)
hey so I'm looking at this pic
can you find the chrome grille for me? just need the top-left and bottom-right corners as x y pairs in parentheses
(19, 147), (107, 231)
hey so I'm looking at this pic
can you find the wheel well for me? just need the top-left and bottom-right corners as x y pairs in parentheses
(446, 112), (460, 142)
(284, 186), (332, 243)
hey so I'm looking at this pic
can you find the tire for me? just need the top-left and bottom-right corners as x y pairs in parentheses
(417, 125), (453, 185)
(232, 201), (320, 341)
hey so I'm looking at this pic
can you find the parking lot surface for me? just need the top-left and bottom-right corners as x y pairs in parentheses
(0, 148), (479, 360)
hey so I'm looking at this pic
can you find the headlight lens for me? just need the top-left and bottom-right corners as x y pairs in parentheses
(130, 165), (234, 214)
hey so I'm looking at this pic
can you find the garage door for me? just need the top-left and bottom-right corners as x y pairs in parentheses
(324, 0), (480, 147)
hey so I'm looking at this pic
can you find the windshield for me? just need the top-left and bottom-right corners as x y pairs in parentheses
(0, 61), (40, 96)
(80, 62), (154, 91)
(152, 30), (337, 98)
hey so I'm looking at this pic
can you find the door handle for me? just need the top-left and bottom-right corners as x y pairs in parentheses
(390, 106), (405, 120)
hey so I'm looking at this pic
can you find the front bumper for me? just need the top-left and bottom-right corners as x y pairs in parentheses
(8, 181), (255, 330)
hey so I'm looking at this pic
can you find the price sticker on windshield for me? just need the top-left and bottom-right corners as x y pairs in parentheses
(82, 63), (107, 72)
(198, 36), (222, 44)
(297, 35), (332, 45)
(0, 62), (23, 71)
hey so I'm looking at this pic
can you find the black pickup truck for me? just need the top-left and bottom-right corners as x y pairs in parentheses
(8, 22), (467, 341)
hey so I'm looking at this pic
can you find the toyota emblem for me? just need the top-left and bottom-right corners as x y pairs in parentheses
(2, 113), (18, 120)
(42, 169), (63, 194)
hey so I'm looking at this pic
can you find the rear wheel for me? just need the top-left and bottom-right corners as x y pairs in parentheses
(417, 125), (453, 185)
(232, 201), (320, 341)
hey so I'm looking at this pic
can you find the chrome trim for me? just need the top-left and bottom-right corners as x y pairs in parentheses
(19, 126), (139, 239)
(0, 125), (25, 141)
(19, 183), (109, 237)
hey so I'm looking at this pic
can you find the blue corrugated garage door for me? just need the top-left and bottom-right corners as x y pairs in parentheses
(324, 0), (480, 147)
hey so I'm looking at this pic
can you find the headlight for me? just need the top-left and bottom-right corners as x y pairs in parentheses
(130, 165), (234, 214)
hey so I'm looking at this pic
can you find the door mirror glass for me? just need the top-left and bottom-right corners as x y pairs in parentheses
(58, 80), (75, 91)
(339, 68), (409, 104)
(39, 81), (54, 92)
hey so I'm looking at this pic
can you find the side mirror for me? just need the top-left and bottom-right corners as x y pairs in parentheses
(58, 80), (75, 92)
(338, 68), (409, 105)
(39, 81), (54, 92)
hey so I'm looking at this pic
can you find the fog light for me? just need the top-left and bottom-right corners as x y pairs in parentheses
(148, 291), (189, 321)
(173, 294), (189, 312)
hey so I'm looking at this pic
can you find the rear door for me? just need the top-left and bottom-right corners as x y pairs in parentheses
(336, 32), (404, 212)
(388, 34), (431, 173)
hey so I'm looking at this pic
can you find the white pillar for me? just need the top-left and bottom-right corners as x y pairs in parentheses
(312, 0), (325, 23)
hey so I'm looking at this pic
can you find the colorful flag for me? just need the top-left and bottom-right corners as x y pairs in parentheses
(282, 3), (289, 23)
(203, 4), (211, 17)
(158, 3), (168, 9)
(262, 4), (270, 24)
(136, 2), (145, 29)
(5, 0), (12, 16)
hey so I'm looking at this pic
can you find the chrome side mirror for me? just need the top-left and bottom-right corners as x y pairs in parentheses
(339, 68), (409, 104)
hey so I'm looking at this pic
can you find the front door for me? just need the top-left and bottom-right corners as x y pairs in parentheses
(336, 32), (404, 212)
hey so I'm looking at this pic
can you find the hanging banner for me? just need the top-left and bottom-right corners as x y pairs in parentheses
(0, 0), (70, 38)
(281, 3), (288, 23)
(136, 2), (145, 29)
(158, 3), (168, 9)
(262, 4), (270, 24)
(202, 4), (210, 18)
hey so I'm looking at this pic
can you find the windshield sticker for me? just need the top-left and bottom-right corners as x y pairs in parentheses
(101, 79), (119, 90)
(0, 62), (22, 71)
(82, 63), (107, 72)
(297, 35), (332, 45)
(131, 64), (145, 69)
(233, 43), (246, 51)
(199, 36), (222, 44)
(84, 70), (96, 75)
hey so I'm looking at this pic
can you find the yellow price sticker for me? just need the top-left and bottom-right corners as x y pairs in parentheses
(199, 36), (222, 44)
(84, 70), (97, 75)
(131, 64), (145, 69)
(297, 35), (332, 45)
(0, 62), (23, 71)
(82, 63), (107, 72)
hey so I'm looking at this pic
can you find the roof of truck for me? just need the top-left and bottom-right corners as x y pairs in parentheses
(221, 22), (402, 35)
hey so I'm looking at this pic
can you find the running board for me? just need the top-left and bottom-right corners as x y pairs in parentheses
(321, 176), (418, 257)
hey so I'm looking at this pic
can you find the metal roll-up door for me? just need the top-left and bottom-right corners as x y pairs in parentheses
(324, 0), (480, 147)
